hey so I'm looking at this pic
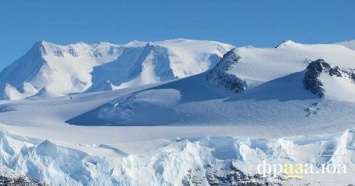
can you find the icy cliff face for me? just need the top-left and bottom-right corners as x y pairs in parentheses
(1, 130), (354, 185)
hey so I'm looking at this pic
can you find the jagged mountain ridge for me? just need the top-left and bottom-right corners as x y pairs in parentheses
(0, 39), (233, 100)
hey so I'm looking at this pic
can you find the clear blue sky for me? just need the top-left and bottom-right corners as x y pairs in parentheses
(0, 0), (354, 70)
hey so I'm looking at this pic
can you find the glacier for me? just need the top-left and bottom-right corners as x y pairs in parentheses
(1, 130), (354, 185)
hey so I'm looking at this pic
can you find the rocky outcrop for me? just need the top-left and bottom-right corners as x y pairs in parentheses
(206, 50), (247, 93)
(182, 161), (282, 186)
(0, 174), (47, 186)
(344, 70), (355, 83)
(303, 59), (342, 97)
(303, 59), (355, 98)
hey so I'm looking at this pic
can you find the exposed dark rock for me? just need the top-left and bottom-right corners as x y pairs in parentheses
(329, 66), (342, 77)
(182, 169), (203, 186)
(0, 174), (47, 186)
(206, 50), (247, 93)
(303, 61), (325, 97)
(303, 59), (342, 98)
(351, 72), (355, 83)
(183, 161), (282, 186)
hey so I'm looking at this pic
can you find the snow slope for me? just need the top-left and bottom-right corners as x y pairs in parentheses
(337, 40), (355, 50)
(68, 41), (355, 126)
(0, 40), (354, 185)
(88, 39), (232, 91)
(0, 41), (121, 100)
(0, 39), (233, 100)
(212, 40), (355, 90)
(0, 82), (354, 185)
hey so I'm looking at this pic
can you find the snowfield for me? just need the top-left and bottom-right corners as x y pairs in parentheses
(0, 39), (355, 185)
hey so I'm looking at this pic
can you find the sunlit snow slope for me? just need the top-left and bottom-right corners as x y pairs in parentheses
(0, 39), (233, 100)
(0, 40), (354, 185)
(68, 40), (355, 127)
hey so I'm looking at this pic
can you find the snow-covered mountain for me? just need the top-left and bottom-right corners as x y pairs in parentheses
(0, 41), (120, 100)
(0, 39), (233, 100)
(207, 40), (355, 91)
(67, 40), (355, 126)
(0, 40), (354, 185)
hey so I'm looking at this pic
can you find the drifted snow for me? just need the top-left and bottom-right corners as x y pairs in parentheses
(96, 89), (181, 125)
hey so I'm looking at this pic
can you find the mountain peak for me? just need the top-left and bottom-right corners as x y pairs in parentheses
(124, 40), (147, 47)
(275, 40), (298, 48)
(33, 40), (60, 48)
(29, 41), (53, 55)
(33, 40), (50, 46)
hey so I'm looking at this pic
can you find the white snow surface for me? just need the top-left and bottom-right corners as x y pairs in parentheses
(227, 40), (355, 88)
(337, 40), (355, 50)
(0, 40), (354, 185)
(0, 39), (233, 100)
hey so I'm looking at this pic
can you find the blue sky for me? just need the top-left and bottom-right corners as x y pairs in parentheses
(0, 0), (354, 70)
